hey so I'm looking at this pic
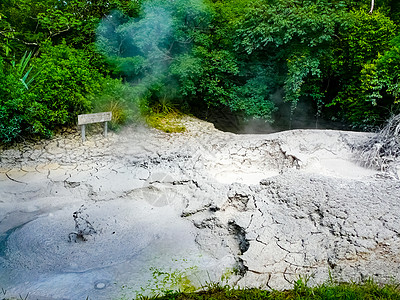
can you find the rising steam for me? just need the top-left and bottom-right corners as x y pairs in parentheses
(96, 0), (209, 91)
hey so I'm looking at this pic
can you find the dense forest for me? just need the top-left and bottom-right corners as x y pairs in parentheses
(1, 0), (400, 142)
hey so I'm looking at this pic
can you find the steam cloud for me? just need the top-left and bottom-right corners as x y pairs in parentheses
(96, 0), (208, 93)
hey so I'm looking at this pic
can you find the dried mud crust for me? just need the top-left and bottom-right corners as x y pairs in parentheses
(180, 170), (400, 289)
(0, 116), (399, 298)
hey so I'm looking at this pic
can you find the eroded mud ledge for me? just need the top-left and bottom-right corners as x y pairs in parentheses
(0, 117), (399, 299)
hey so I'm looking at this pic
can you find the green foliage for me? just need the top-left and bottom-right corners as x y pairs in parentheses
(31, 42), (102, 128)
(0, 0), (140, 55)
(0, 50), (56, 142)
(148, 267), (197, 294)
(93, 78), (142, 129)
(12, 51), (37, 90)
(2, 0), (400, 141)
(179, 0), (345, 121)
(170, 1), (278, 119)
(285, 53), (322, 105)
(96, 0), (213, 121)
(96, 0), (210, 77)
(0, 58), (33, 142)
(226, 0), (400, 127)
(0, 12), (14, 57)
(376, 34), (400, 102)
(120, 264), (197, 300)
(187, 48), (240, 109)
(0, 42), (107, 143)
(143, 278), (400, 300)
(233, 0), (347, 117)
(236, 0), (342, 54)
(329, 9), (398, 126)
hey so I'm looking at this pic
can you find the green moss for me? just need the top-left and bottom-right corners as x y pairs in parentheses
(145, 112), (186, 133)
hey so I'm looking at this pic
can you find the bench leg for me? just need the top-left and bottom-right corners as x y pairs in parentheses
(81, 124), (86, 142)
(104, 121), (108, 138)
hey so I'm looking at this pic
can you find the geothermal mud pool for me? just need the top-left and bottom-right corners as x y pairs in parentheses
(0, 116), (399, 299)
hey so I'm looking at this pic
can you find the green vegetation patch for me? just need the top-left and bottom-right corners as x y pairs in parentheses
(144, 279), (400, 300)
(145, 112), (186, 134)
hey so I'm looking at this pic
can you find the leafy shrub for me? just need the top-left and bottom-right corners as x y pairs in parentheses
(31, 42), (103, 128)
(0, 42), (109, 143)
(0, 58), (33, 142)
(92, 78), (142, 129)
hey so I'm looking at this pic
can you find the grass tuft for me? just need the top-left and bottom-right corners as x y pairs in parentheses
(147, 279), (400, 300)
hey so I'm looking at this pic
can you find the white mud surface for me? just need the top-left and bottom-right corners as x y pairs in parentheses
(0, 116), (399, 299)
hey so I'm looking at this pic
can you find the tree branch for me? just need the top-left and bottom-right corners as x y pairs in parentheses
(0, 31), (39, 46)
(49, 25), (71, 38)
(369, 0), (375, 14)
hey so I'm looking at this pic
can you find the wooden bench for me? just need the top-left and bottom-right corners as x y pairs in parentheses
(78, 112), (112, 142)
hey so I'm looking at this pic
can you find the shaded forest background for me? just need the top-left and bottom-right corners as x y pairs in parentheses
(1, 0), (400, 142)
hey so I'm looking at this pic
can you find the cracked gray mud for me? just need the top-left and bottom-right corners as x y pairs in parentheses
(0, 116), (399, 299)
